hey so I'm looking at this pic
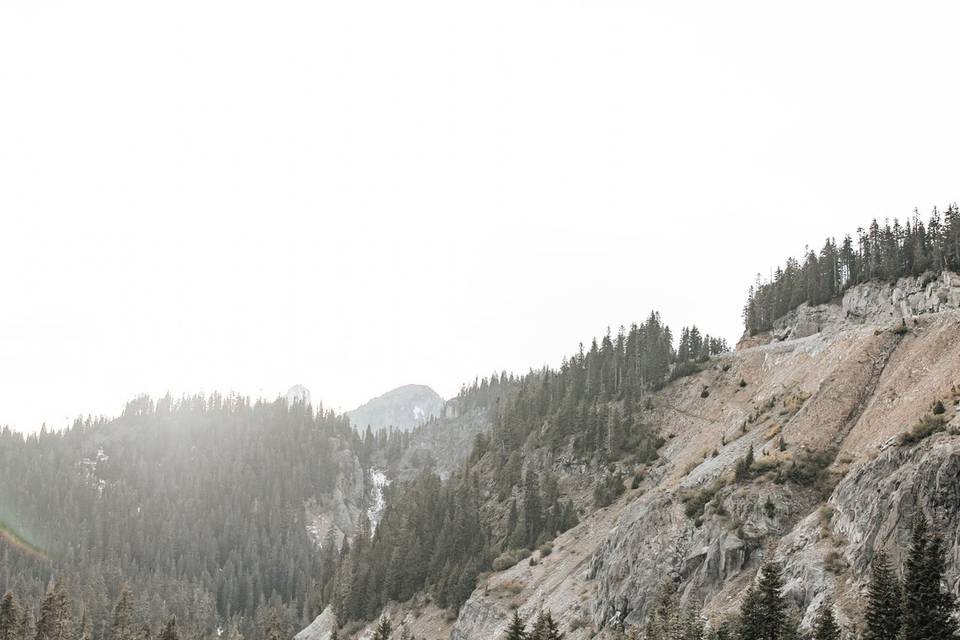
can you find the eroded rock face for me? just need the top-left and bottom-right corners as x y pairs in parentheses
(306, 445), (367, 547)
(445, 312), (960, 639)
(301, 286), (960, 640)
(772, 304), (844, 341)
(296, 607), (337, 640)
(843, 271), (960, 322)
(589, 475), (821, 627)
(776, 428), (960, 629)
(771, 271), (960, 343)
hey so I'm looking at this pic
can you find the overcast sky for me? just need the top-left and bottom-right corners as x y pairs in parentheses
(2, 1), (958, 432)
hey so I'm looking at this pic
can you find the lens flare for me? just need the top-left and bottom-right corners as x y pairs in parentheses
(0, 519), (49, 562)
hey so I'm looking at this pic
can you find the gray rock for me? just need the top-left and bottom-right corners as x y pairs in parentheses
(347, 384), (444, 432)
(771, 271), (960, 344)
(295, 606), (337, 640)
(841, 271), (960, 324)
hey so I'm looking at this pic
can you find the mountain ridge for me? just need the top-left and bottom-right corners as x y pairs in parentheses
(299, 272), (960, 640)
(346, 384), (445, 432)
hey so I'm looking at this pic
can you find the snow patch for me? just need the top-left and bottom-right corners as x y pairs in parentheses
(367, 468), (389, 534)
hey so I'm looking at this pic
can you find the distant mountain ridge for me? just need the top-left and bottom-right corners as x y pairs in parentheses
(346, 384), (444, 432)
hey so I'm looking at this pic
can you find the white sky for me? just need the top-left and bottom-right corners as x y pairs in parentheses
(2, 1), (959, 432)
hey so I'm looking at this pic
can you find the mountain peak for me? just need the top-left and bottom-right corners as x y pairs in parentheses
(346, 384), (444, 431)
(285, 384), (312, 406)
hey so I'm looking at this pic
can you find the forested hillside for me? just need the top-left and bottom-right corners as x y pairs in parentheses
(0, 395), (371, 638)
(0, 310), (727, 640)
(744, 203), (960, 334)
(322, 312), (728, 627)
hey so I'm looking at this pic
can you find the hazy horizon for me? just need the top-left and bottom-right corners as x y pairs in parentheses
(3, 1), (959, 432)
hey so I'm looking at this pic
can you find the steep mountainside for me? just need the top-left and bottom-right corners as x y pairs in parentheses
(301, 272), (960, 640)
(347, 385), (445, 432)
(0, 397), (363, 639)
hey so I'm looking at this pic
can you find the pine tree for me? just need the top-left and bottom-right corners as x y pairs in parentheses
(18, 604), (34, 640)
(522, 468), (542, 547)
(157, 618), (177, 640)
(864, 551), (901, 640)
(529, 610), (563, 640)
(645, 579), (682, 640)
(530, 611), (548, 640)
(372, 616), (392, 640)
(110, 586), (137, 640)
(923, 532), (959, 640)
(681, 607), (704, 640)
(735, 447), (754, 482)
(811, 603), (839, 640)
(504, 610), (527, 640)
(77, 612), (91, 640)
(756, 561), (787, 640)
(0, 593), (18, 640)
(709, 620), (734, 640)
(738, 561), (787, 640)
(738, 586), (765, 640)
(262, 608), (285, 640)
(35, 582), (74, 640)
(902, 513), (930, 640)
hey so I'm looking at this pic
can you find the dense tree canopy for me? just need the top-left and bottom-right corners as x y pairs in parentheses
(1, 311), (728, 636)
(329, 312), (727, 624)
(744, 204), (960, 334)
(0, 395), (362, 638)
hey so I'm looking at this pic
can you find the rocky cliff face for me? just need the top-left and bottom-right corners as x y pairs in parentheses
(769, 271), (960, 342)
(303, 275), (960, 640)
(305, 443), (388, 548)
(295, 607), (338, 640)
(447, 277), (960, 640)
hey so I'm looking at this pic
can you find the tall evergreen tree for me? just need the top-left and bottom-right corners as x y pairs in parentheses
(109, 587), (136, 640)
(743, 205), (960, 334)
(864, 551), (901, 640)
(811, 603), (839, 640)
(529, 610), (562, 640)
(681, 608), (705, 640)
(645, 579), (682, 640)
(902, 513), (930, 640)
(157, 618), (177, 640)
(34, 582), (74, 640)
(18, 604), (34, 640)
(76, 614), (90, 640)
(372, 616), (392, 640)
(504, 610), (527, 640)
(522, 468), (542, 547)
(738, 561), (788, 640)
(901, 513), (959, 640)
(0, 593), (18, 640)
(923, 532), (959, 640)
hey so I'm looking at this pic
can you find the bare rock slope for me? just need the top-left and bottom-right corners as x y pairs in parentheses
(302, 273), (960, 640)
(449, 274), (960, 640)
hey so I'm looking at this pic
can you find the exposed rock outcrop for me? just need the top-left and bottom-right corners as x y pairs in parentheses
(306, 445), (368, 547)
(296, 607), (338, 640)
(307, 277), (960, 640)
(445, 298), (960, 638)
(771, 271), (960, 342)
(843, 271), (960, 322)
